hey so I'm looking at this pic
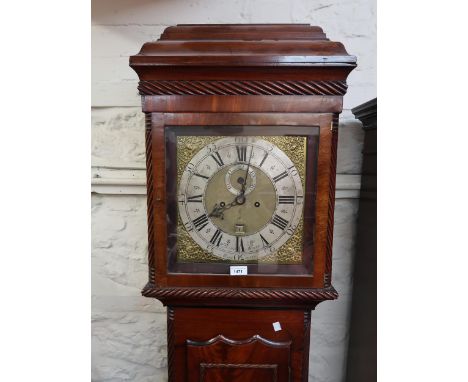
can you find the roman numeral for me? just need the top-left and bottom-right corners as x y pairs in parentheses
(236, 146), (247, 162)
(271, 214), (289, 231)
(260, 234), (269, 247)
(209, 229), (223, 246)
(192, 214), (209, 231)
(187, 194), (203, 203)
(236, 236), (245, 252)
(194, 173), (209, 180)
(273, 171), (288, 183)
(259, 152), (268, 167)
(278, 195), (295, 204)
(211, 152), (224, 167)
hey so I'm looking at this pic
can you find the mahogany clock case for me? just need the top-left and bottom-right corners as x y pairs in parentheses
(129, 24), (356, 382)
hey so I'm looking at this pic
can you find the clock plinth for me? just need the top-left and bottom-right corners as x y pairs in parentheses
(130, 24), (356, 382)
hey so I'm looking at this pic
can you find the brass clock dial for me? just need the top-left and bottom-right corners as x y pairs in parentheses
(178, 137), (304, 261)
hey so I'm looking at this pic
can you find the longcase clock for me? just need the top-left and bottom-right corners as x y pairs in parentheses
(129, 24), (356, 382)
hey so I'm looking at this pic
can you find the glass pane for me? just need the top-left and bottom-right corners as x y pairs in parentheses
(165, 125), (319, 275)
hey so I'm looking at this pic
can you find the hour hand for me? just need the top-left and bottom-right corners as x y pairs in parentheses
(209, 197), (240, 218)
(208, 203), (225, 219)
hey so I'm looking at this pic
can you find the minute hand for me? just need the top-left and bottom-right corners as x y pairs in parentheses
(241, 146), (254, 195)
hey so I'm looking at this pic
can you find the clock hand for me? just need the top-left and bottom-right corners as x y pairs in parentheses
(209, 190), (247, 219)
(237, 147), (253, 197)
(209, 199), (237, 218)
(240, 146), (254, 195)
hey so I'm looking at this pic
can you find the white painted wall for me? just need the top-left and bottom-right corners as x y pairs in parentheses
(91, 1), (376, 381)
(92, 0), (376, 110)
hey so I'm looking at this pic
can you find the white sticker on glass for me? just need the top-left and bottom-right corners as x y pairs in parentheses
(230, 266), (248, 276)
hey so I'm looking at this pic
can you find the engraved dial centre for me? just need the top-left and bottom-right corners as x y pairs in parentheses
(205, 165), (276, 236)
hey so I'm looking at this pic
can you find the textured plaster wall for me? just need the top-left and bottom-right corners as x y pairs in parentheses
(91, 1), (375, 381)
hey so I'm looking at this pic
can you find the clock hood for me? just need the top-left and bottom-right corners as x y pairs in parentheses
(129, 24), (356, 88)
